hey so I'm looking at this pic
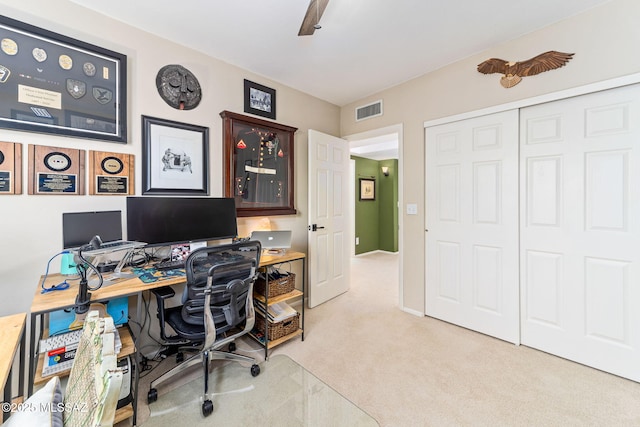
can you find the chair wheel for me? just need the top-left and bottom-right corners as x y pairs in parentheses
(147, 388), (158, 403)
(251, 364), (260, 377)
(176, 352), (184, 363)
(202, 399), (214, 417)
(229, 342), (236, 352)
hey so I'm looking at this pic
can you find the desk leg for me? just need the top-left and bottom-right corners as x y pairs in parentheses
(131, 292), (143, 426)
(18, 327), (25, 398)
(27, 313), (40, 397)
(263, 273), (270, 361)
(301, 258), (305, 341)
(3, 374), (11, 422)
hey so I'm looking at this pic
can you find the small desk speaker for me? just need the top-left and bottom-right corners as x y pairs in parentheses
(60, 253), (77, 275)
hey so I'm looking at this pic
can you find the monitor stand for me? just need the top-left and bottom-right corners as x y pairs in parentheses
(86, 248), (137, 286)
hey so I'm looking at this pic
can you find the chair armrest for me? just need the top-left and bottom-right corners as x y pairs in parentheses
(151, 286), (176, 341)
(151, 287), (175, 300)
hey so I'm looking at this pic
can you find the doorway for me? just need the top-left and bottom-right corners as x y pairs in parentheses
(344, 124), (404, 310)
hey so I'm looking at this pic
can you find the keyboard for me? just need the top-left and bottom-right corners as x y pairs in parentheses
(42, 359), (75, 377)
(39, 329), (83, 354)
(40, 328), (122, 377)
(155, 259), (185, 270)
(155, 253), (246, 271)
(40, 329), (82, 377)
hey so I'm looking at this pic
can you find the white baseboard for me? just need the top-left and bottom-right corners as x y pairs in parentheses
(401, 306), (424, 317)
(354, 249), (399, 257)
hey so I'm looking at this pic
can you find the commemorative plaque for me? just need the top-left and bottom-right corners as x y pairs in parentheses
(89, 150), (134, 195)
(27, 144), (85, 194)
(0, 16), (127, 142)
(0, 141), (22, 194)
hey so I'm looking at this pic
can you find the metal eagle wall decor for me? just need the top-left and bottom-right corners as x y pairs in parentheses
(477, 51), (574, 88)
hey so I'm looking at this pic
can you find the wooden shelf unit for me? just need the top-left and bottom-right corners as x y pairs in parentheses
(248, 251), (306, 358)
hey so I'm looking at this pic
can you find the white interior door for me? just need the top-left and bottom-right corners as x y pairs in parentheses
(520, 84), (640, 381)
(425, 110), (520, 344)
(308, 129), (350, 308)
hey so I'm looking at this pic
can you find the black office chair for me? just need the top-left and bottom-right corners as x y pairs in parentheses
(147, 241), (262, 416)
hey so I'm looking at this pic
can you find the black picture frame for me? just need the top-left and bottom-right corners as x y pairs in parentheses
(141, 116), (209, 195)
(359, 178), (376, 201)
(0, 15), (127, 142)
(244, 79), (276, 120)
(220, 110), (297, 217)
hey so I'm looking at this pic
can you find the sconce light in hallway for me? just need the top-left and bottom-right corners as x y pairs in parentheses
(381, 166), (389, 176)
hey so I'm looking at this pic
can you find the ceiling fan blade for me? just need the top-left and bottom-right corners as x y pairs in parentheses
(298, 0), (330, 36)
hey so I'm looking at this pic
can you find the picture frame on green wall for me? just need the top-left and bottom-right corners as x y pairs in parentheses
(359, 178), (375, 201)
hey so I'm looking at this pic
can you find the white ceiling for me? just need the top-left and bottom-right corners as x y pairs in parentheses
(350, 133), (399, 161)
(70, 0), (611, 107)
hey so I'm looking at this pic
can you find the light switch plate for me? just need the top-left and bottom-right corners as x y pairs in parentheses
(406, 204), (418, 215)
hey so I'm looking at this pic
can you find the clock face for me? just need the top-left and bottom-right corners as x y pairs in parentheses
(156, 64), (202, 110)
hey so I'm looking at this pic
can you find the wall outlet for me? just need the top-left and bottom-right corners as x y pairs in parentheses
(355, 237), (359, 245)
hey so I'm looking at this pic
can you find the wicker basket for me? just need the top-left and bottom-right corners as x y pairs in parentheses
(254, 272), (296, 298)
(254, 312), (300, 341)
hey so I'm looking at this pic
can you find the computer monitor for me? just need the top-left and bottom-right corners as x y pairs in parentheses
(126, 197), (238, 246)
(62, 210), (122, 249)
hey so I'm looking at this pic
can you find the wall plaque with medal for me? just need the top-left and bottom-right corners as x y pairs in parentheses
(27, 144), (85, 194)
(0, 16), (127, 143)
(0, 141), (22, 194)
(88, 150), (134, 195)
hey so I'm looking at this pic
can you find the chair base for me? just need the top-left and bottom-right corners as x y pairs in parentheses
(148, 345), (260, 413)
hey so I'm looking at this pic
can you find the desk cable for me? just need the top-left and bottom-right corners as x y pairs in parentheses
(40, 251), (75, 294)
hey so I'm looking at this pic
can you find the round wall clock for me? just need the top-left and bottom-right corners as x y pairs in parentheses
(156, 64), (202, 110)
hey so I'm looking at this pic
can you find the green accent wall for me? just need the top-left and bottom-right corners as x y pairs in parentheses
(352, 156), (398, 255)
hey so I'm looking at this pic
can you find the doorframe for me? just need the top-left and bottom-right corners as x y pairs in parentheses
(343, 124), (405, 311)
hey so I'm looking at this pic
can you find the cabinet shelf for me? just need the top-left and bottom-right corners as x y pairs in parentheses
(34, 325), (135, 386)
(113, 403), (134, 424)
(254, 289), (303, 305)
(265, 328), (303, 349)
(248, 328), (303, 349)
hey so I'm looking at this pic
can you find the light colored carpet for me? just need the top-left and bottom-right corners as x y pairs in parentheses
(271, 252), (640, 427)
(123, 251), (640, 426)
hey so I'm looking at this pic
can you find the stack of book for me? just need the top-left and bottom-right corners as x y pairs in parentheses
(254, 300), (297, 323)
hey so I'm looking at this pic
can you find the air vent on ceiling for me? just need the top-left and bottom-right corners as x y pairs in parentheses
(355, 100), (383, 121)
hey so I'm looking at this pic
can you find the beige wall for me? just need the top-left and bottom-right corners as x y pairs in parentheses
(0, 0), (339, 315)
(3, 0), (640, 319)
(340, 0), (640, 313)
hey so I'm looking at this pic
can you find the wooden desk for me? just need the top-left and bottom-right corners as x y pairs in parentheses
(0, 312), (26, 422)
(28, 250), (306, 420)
(29, 271), (186, 425)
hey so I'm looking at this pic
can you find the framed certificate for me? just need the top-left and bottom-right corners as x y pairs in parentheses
(0, 15), (127, 142)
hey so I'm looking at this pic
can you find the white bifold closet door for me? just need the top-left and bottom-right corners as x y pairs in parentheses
(426, 110), (520, 344)
(520, 84), (640, 381)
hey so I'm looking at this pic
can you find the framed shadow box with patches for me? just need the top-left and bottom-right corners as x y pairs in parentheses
(0, 15), (127, 142)
(220, 110), (297, 217)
